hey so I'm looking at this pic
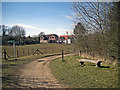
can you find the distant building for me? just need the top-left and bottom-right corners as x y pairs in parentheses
(40, 34), (75, 44)
(60, 35), (75, 44)
(40, 35), (49, 43)
(48, 34), (59, 43)
(40, 34), (59, 43)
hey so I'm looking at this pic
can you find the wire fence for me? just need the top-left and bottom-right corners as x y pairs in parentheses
(2, 46), (75, 60)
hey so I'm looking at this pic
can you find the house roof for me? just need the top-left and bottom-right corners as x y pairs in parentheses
(60, 35), (75, 40)
(41, 35), (49, 40)
(48, 34), (58, 37)
(40, 34), (59, 40)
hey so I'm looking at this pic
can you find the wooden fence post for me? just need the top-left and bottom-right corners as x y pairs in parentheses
(44, 48), (46, 54)
(23, 49), (24, 56)
(62, 50), (64, 62)
(68, 48), (70, 53)
(2, 50), (3, 58)
(17, 49), (19, 58)
(52, 49), (53, 53)
(32, 49), (34, 54)
(74, 49), (75, 52)
(92, 53), (95, 59)
(28, 49), (29, 55)
(4, 49), (7, 60)
(79, 50), (81, 56)
(13, 43), (16, 59)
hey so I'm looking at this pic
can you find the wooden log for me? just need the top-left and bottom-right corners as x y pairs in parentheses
(78, 59), (102, 67)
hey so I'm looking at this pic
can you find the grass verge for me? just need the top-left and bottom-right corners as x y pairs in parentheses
(49, 55), (119, 88)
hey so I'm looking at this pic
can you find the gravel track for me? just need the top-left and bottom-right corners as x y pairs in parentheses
(16, 54), (73, 88)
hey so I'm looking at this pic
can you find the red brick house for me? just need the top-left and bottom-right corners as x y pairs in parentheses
(40, 34), (58, 43)
(48, 34), (59, 43)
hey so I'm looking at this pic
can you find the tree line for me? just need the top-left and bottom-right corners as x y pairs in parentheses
(0, 25), (45, 45)
(73, 2), (119, 61)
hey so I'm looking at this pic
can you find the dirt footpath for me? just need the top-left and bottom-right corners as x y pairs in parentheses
(17, 54), (73, 88)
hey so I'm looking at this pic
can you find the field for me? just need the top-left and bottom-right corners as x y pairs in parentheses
(2, 43), (119, 88)
(2, 43), (74, 87)
(49, 55), (119, 88)
(2, 43), (74, 59)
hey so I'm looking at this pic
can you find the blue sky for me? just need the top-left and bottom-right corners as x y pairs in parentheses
(2, 2), (75, 36)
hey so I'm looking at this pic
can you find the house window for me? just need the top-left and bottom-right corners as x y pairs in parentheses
(52, 37), (54, 39)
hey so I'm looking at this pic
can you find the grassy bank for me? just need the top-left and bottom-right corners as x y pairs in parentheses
(49, 55), (119, 88)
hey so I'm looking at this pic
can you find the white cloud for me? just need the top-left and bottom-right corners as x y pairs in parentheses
(65, 15), (74, 19)
(7, 24), (41, 30)
(6, 24), (14, 27)
(6, 24), (72, 36)
(6, 24), (48, 36)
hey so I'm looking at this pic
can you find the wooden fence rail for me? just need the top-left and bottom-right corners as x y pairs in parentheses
(2, 47), (74, 60)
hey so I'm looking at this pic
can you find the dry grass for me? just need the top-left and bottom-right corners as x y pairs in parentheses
(80, 53), (118, 66)
(2, 43), (74, 59)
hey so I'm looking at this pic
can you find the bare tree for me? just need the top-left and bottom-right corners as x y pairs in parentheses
(1, 25), (8, 36)
(38, 32), (45, 37)
(8, 25), (26, 37)
(72, 2), (113, 34)
(72, 2), (119, 61)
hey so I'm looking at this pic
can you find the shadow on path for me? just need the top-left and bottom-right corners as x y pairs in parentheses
(99, 66), (110, 68)
(37, 60), (45, 62)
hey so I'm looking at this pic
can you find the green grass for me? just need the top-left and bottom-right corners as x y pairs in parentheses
(49, 55), (119, 88)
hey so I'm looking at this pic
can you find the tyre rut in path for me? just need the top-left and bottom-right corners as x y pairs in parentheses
(17, 54), (73, 88)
